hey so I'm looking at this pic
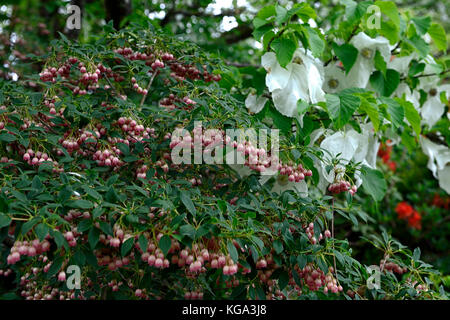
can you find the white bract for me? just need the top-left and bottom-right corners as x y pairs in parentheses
(347, 32), (390, 89)
(420, 137), (450, 194)
(388, 55), (414, 76)
(393, 83), (420, 110)
(314, 124), (378, 192)
(261, 49), (325, 117)
(245, 93), (267, 114)
(418, 76), (450, 128)
(323, 65), (351, 93)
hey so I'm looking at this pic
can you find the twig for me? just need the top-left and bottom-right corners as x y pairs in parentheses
(139, 71), (158, 108)
(400, 69), (450, 81)
(331, 197), (337, 276)
(390, 41), (402, 54)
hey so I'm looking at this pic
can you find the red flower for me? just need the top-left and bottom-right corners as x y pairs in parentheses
(378, 140), (393, 164)
(387, 161), (396, 172)
(432, 193), (450, 210)
(395, 202), (414, 219)
(407, 211), (422, 230)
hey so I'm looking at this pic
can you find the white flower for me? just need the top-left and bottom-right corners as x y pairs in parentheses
(261, 49), (325, 117)
(417, 76), (450, 128)
(393, 83), (420, 110)
(420, 136), (450, 194)
(420, 136), (450, 178)
(245, 93), (267, 114)
(314, 124), (378, 191)
(437, 166), (450, 194)
(320, 130), (361, 165)
(261, 52), (290, 92)
(388, 55), (414, 76)
(323, 65), (351, 93)
(347, 32), (391, 88)
(259, 169), (308, 197)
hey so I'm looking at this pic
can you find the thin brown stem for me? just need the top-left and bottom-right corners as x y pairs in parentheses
(331, 197), (337, 276)
(139, 71), (158, 108)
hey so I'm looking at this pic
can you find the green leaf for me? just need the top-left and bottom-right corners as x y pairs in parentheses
(252, 24), (272, 41)
(58, 186), (72, 203)
(297, 255), (307, 269)
(47, 256), (64, 278)
(179, 224), (196, 239)
(21, 217), (41, 235)
(407, 35), (430, 58)
(31, 176), (43, 191)
(369, 69), (400, 97)
(77, 219), (93, 233)
(380, 97), (404, 128)
(262, 30), (276, 50)
(360, 166), (387, 202)
(428, 23), (447, 51)
(0, 133), (17, 142)
(332, 43), (358, 74)
(398, 99), (421, 137)
(374, 50), (387, 76)
(271, 37), (297, 68)
(116, 143), (130, 156)
(379, 20), (399, 44)
(305, 26), (324, 57)
(412, 16), (431, 35)
(0, 194), (8, 213)
(408, 61), (425, 77)
(267, 105), (292, 135)
(51, 229), (68, 250)
(138, 234), (148, 253)
(73, 249), (86, 266)
(278, 271), (289, 290)
(123, 155), (139, 163)
(227, 240), (239, 263)
(82, 186), (103, 201)
(290, 2), (316, 21)
(253, 17), (270, 30)
(92, 206), (104, 219)
(275, 5), (288, 25)
(326, 93), (361, 129)
(413, 247), (421, 261)
(159, 235), (172, 257)
(257, 5), (276, 20)
(121, 237), (134, 257)
(0, 293), (20, 300)
(0, 213), (11, 228)
(401, 128), (416, 153)
(180, 190), (196, 216)
(273, 239), (284, 254)
(359, 98), (380, 132)
(88, 227), (100, 249)
(35, 223), (49, 241)
(345, 0), (371, 22)
(375, 0), (400, 27)
(67, 199), (93, 209)
(297, 100), (310, 116)
(99, 221), (113, 236)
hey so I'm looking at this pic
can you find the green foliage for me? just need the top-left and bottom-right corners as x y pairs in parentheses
(0, 0), (448, 302)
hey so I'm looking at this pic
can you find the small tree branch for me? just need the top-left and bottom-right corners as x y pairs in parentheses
(139, 71), (158, 108)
